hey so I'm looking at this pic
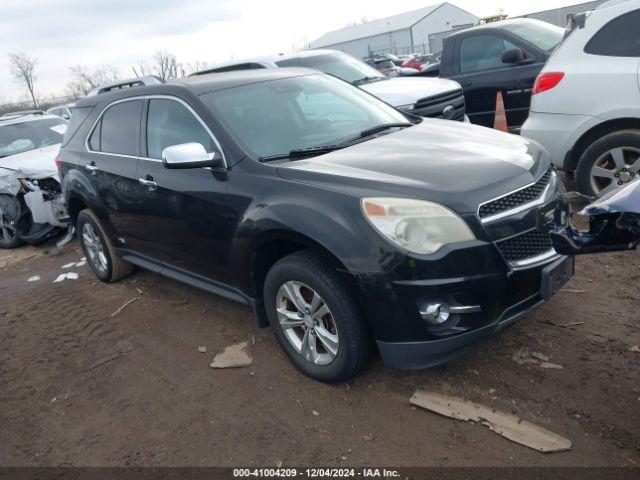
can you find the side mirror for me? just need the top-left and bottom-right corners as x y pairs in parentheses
(161, 142), (224, 169)
(501, 48), (524, 65)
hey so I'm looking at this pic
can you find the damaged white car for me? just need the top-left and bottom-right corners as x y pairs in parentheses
(0, 112), (71, 249)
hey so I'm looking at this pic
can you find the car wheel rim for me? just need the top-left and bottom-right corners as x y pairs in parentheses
(590, 147), (640, 196)
(0, 209), (17, 244)
(276, 281), (339, 366)
(82, 223), (108, 273)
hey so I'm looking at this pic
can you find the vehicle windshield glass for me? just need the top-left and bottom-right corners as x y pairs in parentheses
(376, 60), (396, 69)
(0, 118), (67, 158)
(203, 74), (408, 159)
(279, 53), (386, 84)
(502, 21), (564, 51)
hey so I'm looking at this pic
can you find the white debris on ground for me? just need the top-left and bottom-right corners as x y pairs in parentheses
(630, 345), (640, 353)
(410, 391), (572, 453)
(513, 348), (564, 369)
(53, 272), (78, 283)
(210, 341), (253, 369)
(27, 276), (41, 282)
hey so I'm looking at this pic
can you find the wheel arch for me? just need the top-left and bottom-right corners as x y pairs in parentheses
(565, 118), (640, 173)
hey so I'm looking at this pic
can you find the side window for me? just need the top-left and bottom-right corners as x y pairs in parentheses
(585, 9), (640, 57)
(146, 99), (215, 160)
(88, 120), (101, 150)
(99, 100), (143, 156)
(459, 35), (519, 73)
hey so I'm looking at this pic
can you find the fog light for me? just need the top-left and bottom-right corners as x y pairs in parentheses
(421, 302), (451, 325)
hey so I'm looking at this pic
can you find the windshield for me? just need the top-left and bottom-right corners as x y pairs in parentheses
(502, 21), (564, 51)
(203, 74), (408, 159)
(277, 53), (385, 84)
(0, 118), (67, 158)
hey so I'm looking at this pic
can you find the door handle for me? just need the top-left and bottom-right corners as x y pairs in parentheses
(85, 162), (99, 172)
(138, 176), (157, 191)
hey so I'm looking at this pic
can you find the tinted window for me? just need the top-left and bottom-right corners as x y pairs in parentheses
(203, 74), (408, 159)
(88, 120), (101, 151)
(585, 9), (640, 57)
(62, 106), (92, 146)
(99, 100), (142, 156)
(146, 99), (215, 159)
(459, 35), (519, 73)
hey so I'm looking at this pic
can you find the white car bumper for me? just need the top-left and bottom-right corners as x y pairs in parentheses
(521, 112), (595, 171)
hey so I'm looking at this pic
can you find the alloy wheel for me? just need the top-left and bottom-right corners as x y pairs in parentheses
(590, 147), (640, 196)
(82, 223), (108, 273)
(276, 281), (339, 366)
(0, 209), (17, 244)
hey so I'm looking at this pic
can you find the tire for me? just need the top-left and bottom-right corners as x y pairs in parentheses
(576, 130), (640, 197)
(263, 250), (373, 383)
(0, 194), (24, 249)
(77, 209), (133, 283)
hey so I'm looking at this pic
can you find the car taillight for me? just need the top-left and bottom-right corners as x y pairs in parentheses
(55, 153), (62, 170)
(532, 72), (564, 95)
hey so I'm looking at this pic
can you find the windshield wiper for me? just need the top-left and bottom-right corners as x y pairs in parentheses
(259, 145), (342, 162)
(356, 122), (413, 139)
(352, 76), (387, 86)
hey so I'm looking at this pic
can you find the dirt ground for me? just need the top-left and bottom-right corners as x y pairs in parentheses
(1, 239), (639, 467)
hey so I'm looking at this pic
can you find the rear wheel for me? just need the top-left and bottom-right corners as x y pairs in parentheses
(77, 209), (133, 282)
(576, 130), (640, 197)
(263, 251), (373, 383)
(0, 194), (24, 249)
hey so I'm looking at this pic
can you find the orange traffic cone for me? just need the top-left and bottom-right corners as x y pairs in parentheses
(493, 91), (508, 132)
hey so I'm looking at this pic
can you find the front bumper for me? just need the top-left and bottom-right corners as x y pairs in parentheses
(351, 240), (573, 370)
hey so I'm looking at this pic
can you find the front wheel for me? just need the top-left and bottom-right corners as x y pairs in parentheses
(263, 251), (373, 383)
(0, 194), (24, 249)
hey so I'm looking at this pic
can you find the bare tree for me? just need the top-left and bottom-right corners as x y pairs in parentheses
(66, 65), (120, 97)
(8, 53), (38, 108)
(185, 61), (210, 75)
(151, 50), (181, 81)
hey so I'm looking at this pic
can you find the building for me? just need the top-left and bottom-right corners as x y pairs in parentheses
(308, 2), (479, 58)
(519, 1), (607, 26)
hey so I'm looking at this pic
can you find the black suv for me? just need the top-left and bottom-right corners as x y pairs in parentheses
(60, 68), (572, 382)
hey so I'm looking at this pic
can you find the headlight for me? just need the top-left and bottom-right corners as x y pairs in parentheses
(361, 197), (475, 254)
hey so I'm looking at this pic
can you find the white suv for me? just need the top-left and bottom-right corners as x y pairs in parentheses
(521, 0), (640, 196)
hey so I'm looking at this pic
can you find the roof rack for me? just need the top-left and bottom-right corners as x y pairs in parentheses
(86, 76), (164, 96)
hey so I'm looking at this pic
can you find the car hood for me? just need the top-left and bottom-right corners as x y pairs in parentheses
(0, 144), (60, 195)
(276, 120), (550, 214)
(360, 76), (462, 107)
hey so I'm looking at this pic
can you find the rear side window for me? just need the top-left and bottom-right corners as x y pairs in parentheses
(146, 99), (214, 159)
(585, 9), (640, 57)
(459, 35), (518, 73)
(92, 100), (143, 156)
(62, 106), (92, 146)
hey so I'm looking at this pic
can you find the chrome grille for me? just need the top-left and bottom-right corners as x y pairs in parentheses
(411, 89), (465, 121)
(479, 168), (555, 220)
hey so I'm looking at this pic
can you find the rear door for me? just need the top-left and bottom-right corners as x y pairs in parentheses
(135, 97), (236, 285)
(449, 32), (543, 129)
(85, 99), (149, 252)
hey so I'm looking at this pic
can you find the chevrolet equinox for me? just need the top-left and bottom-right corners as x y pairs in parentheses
(60, 69), (573, 382)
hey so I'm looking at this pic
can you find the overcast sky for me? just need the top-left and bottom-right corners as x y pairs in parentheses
(0, 0), (587, 103)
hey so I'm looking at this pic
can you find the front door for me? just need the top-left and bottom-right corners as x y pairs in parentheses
(450, 33), (542, 129)
(135, 97), (236, 286)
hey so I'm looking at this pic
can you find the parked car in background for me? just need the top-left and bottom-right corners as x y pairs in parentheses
(403, 54), (435, 71)
(61, 69), (570, 382)
(0, 113), (69, 249)
(195, 50), (468, 122)
(47, 103), (75, 120)
(434, 18), (565, 130)
(366, 57), (417, 77)
(521, 0), (640, 197)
